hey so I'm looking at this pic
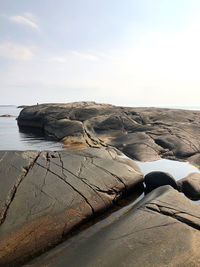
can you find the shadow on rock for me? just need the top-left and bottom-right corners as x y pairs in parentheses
(18, 125), (57, 141)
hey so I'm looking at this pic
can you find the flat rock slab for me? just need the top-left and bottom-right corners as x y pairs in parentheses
(26, 186), (200, 267)
(0, 148), (143, 266)
(18, 102), (200, 164)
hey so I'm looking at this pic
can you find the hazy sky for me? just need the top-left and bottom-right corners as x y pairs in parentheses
(1, 0), (200, 106)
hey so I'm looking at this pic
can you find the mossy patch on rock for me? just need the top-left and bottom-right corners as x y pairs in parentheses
(62, 136), (88, 149)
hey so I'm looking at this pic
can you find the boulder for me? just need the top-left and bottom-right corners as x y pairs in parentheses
(0, 148), (143, 266)
(177, 172), (200, 200)
(144, 171), (178, 194)
(26, 186), (200, 267)
(17, 102), (200, 164)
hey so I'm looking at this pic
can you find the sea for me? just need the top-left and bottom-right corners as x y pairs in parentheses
(0, 105), (63, 150)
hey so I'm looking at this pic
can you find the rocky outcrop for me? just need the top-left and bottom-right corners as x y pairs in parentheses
(18, 102), (200, 164)
(17, 105), (28, 108)
(27, 186), (200, 267)
(0, 148), (143, 266)
(144, 171), (178, 194)
(0, 114), (14, 117)
(177, 172), (200, 200)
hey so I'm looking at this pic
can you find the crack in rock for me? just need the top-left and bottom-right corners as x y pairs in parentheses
(90, 158), (127, 191)
(83, 121), (107, 148)
(35, 160), (95, 216)
(145, 203), (200, 231)
(52, 153), (115, 203)
(56, 152), (111, 208)
(0, 151), (41, 225)
(111, 221), (178, 241)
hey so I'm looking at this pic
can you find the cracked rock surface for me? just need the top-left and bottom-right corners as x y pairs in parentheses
(0, 148), (143, 266)
(18, 102), (200, 164)
(27, 186), (200, 267)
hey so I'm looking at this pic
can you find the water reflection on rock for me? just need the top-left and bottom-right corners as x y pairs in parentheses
(18, 126), (63, 150)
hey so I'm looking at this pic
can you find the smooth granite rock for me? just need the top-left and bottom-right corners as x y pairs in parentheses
(25, 186), (200, 267)
(144, 171), (178, 194)
(0, 148), (143, 266)
(177, 172), (200, 200)
(18, 102), (200, 164)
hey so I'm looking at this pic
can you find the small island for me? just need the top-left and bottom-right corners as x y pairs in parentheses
(0, 114), (14, 118)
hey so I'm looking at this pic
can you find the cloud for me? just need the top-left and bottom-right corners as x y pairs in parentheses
(0, 42), (33, 60)
(48, 50), (101, 64)
(71, 51), (99, 61)
(50, 57), (67, 63)
(8, 13), (39, 30)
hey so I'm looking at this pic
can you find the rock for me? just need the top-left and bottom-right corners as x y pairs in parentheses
(0, 151), (40, 224)
(26, 186), (200, 267)
(17, 105), (28, 108)
(0, 148), (143, 266)
(44, 119), (84, 140)
(0, 114), (13, 117)
(177, 172), (200, 200)
(17, 102), (200, 164)
(144, 171), (178, 194)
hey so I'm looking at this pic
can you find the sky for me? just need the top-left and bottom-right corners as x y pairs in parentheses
(1, 0), (200, 107)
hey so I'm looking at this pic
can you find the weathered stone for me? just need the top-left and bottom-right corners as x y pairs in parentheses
(144, 171), (178, 194)
(0, 148), (143, 266)
(0, 151), (40, 224)
(44, 119), (84, 140)
(177, 172), (200, 200)
(18, 102), (200, 164)
(26, 186), (200, 267)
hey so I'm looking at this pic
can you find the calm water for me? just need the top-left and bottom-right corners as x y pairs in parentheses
(136, 159), (200, 180)
(121, 156), (200, 204)
(0, 106), (63, 150)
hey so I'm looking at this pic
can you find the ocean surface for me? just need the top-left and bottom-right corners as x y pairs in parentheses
(0, 105), (63, 150)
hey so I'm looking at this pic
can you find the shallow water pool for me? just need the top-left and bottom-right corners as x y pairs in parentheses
(136, 158), (200, 181)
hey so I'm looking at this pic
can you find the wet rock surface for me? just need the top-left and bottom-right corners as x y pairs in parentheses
(177, 172), (200, 200)
(25, 186), (200, 267)
(144, 171), (178, 194)
(18, 102), (200, 164)
(0, 148), (143, 266)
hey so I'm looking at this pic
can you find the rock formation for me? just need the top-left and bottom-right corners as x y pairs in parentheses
(0, 101), (199, 265)
(26, 186), (200, 267)
(0, 148), (143, 266)
(18, 102), (200, 164)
